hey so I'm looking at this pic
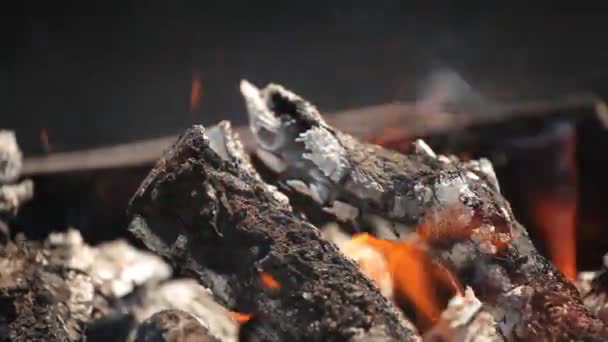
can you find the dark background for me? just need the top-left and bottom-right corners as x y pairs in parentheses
(3, 2), (608, 155)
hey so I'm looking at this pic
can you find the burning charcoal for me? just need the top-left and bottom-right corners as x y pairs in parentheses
(241, 81), (608, 340)
(423, 287), (503, 342)
(0, 130), (22, 184)
(134, 309), (218, 342)
(127, 122), (419, 341)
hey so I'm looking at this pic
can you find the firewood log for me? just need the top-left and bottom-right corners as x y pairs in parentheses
(127, 122), (419, 342)
(240, 80), (608, 341)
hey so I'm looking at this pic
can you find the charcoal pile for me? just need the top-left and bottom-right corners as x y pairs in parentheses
(2, 81), (608, 341)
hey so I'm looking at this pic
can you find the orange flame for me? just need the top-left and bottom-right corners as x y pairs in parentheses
(348, 233), (455, 324)
(228, 311), (252, 324)
(260, 272), (281, 290)
(529, 132), (578, 280)
(530, 196), (577, 280)
(189, 67), (203, 111)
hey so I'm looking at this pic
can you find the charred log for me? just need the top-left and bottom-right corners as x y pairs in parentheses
(241, 81), (608, 340)
(127, 122), (418, 341)
(134, 309), (219, 342)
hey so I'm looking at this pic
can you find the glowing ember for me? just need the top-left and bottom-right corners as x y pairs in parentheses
(260, 272), (281, 290)
(228, 311), (252, 324)
(190, 67), (203, 111)
(40, 128), (52, 153)
(347, 233), (447, 324)
(369, 127), (412, 152)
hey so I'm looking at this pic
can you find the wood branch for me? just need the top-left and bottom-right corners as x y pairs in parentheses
(240, 81), (608, 340)
(21, 92), (606, 177)
(127, 122), (418, 341)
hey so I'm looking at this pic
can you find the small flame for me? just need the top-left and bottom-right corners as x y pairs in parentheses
(260, 272), (281, 290)
(228, 311), (252, 324)
(529, 131), (578, 280)
(530, 196), (577, 280)
(189, 67), (203, 111)
(346, 233), (457, 324)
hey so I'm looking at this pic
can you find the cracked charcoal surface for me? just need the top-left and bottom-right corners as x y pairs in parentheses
(241, 81), (608, 341)
(128, 122), (418, 342)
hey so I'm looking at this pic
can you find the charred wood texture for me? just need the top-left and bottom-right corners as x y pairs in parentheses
(134, 309), (219, 342)
(127, 122), (418, 341)
(0, 240), (94, 342)
(241, 81), (608, 340)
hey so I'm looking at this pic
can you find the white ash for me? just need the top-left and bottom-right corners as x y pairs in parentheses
(297, 126), (349, 183)
(309, 182), (329, 204)
(348, 166), (385, 200)
(286, 179), (312, 196)
(256, 148), (288, 173)
(240, 80), (285, 151)
(462, 158), (501, 193)
(424, 287), (503, 342)
(323, 200), (360, 222)
(413, 139), (437, 159)
(46, 229), (172, 298)
(492, 285), (535, 340)
(0, 130), (22, 183)
(0, 179), (33, 213)
(207, 122), (291, 209)
(46, 229), (239, 341)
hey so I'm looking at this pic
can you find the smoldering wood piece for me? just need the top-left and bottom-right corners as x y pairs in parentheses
(134, 309), (220, 342)
(0, 240), (95, 341)
(423, 287), (503, 342)
(241, 81), (608, 340)
(127, 122), (418, 342)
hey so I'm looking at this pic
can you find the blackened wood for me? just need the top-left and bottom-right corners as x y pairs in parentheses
(127, 122), (418, 342)
(241, 81), (608, 341)
(0, 240), (94, 342)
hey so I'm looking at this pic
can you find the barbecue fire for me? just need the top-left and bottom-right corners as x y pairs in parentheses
(339, 232), (462, 327)
(5, 77), (608, 341)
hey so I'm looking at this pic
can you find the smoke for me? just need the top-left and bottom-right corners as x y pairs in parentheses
(416, 68), (498, 114)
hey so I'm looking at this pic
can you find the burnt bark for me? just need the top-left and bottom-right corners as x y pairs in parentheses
(240, 81), (608, 341)
(127, 122), (418, 342)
